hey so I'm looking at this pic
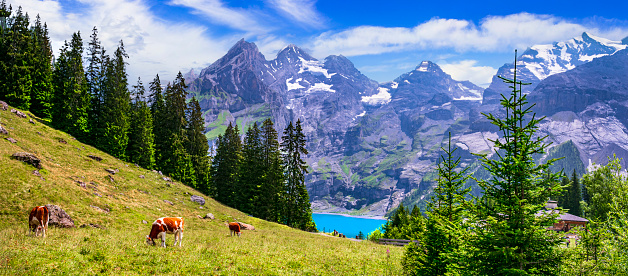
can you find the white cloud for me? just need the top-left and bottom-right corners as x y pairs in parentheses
(439, 60), (497, 88)
(309, 13), (628, 58)
(169, 0), (270, 35)
(267, 0), (325, 29)
(8, 0), (232, 84)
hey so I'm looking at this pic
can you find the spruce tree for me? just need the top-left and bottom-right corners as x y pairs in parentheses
(0, 6), (32, 110)
(470, 51), (564, 275)
(210, 123), (242, 207)
(52, 32), (90, 139)
(86, 26), (103, 139)
(99, 40), (130, 159)
(567, 170), (582, 216)
(258, 119), (283, 222)
(160, 72), (196, 187)
(127, 77), (155, 169)
(29, 15), (53, 120)
(149, 74), (166, 169)
(186, 97), (210, 193)
(169, 133), (196, 187)
(240, 123), (265, 215)
(281, 119), (316, 231)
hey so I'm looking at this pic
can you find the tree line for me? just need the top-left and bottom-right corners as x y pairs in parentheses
(211, 119), (316, 231)
(0, 2), (209, 192)
(379, 52), (628, 275)
(0, 2), (316, 232)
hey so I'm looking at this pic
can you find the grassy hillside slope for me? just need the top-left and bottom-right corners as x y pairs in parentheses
(0, 105), (402, 275)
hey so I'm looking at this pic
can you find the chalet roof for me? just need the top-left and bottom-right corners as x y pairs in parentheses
(557, 213), (589, 222)
(536, 209), (589, 223)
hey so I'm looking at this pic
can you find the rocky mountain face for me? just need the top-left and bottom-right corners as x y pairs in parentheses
(188, 33), (628, 216)
(530, 48), (628, 169)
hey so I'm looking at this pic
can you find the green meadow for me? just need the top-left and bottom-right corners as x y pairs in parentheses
(0, 106), (403, 275)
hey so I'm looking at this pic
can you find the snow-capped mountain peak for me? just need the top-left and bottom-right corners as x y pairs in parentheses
(520, 32), (627, 80)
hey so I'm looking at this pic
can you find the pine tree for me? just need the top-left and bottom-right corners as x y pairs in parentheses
(99, 40), (130, 159)
(258, 119), (283, 222)
(52, 32), (90, 139)
(241, 123), (264, 215)
(127, 77), (155, 169)
(210, 123), (242, 207)
(29, 15), (53, 120)
(0, 6), (32, 110)
(281, 119), (316, 231)
(186, 97), (210, 193)
(470, 51), (564, 274)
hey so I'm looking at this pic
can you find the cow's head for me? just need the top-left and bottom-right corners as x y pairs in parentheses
(146, 235), (156, 246)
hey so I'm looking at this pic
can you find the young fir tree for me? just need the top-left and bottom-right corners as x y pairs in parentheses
(383, 203), (409, 239)
(210, 123), (242, 207)
(240, 122), (264, 215)
(0, 6), (32, 110)
(258, 118), (284, 222)
(52, 32), (90, 139)
(127, 77), (155, 169)
(99, 40), (130, 159)
(470, 51), (564, 275)
(185, 97), (210, 193)
(403, 133), (471, 275)
(85, 26), (103, 139)
(29, 15), (53, 120)
(148, 74), (166, 169)
(281, 119), (316, 231)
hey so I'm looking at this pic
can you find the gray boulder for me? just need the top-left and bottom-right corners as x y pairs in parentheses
(0, 100), (7, 110)
(190, 195), (205, 205)
(10, 109), (27, 118)
(12, 152), (41, 169)
(45, 204), (74, 228)
(237, 222), (255, 230)
(204, 213), (215, 220)
(0, 124), (7, 135)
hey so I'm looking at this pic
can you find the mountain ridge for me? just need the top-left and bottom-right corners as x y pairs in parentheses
(187, 33), (628, 215)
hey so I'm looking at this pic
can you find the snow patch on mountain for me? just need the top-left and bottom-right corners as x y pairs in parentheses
(306, 82), (335, 93)
(361, 87), (391, 105)
(298, 57), (336, 78)
(416, 61), (430, 72)
(286, 77), (305, 91)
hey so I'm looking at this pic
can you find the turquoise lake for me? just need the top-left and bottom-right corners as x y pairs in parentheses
(312, 213), (387, 239)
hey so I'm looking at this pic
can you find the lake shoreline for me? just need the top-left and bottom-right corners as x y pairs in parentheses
(313, 212), (387, 220)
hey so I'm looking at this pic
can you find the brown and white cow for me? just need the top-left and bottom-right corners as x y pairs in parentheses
(29, 206), (49, 238)
(146, 217), (184, 247)
(228, 222), (241, 237)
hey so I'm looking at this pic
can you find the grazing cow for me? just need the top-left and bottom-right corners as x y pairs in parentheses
(146, 217), (184, 247)
(29, 206), (49, 238)
(228, 222), (241, 237)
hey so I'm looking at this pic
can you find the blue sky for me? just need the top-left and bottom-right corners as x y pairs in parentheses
(9, 0), (628, 87)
